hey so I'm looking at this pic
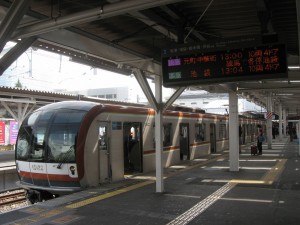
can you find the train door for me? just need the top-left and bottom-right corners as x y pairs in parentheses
(242, 124), (247, 145)
(210, 123), (216, 153)
(123, 122), (143, 174)
(179, 123), (190, 160)
(98, 122), (111, 183)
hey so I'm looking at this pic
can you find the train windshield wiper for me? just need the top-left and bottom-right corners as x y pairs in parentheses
(57, 145), (75, 169)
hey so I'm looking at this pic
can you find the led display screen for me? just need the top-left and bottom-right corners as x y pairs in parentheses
(162, 44), (287, 87)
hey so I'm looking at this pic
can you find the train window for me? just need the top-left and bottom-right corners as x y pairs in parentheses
(47, 124), (79, 163)
(130, 126), (140, 141)
(27, 111), (40, 126)
(99, 126), (107, 150)
(38, 111), (54, 122)
(219, 124), (227, 139)
(30, 126), (46, 162)
(152, 123), (172, 147)
(247, 124), (252, 135)
(163, 123), (172, 147)
(45, 110), (84, 162)
(53, 111), (85, 123)
(16, 126), (32, 160)
(195, 123), (205, 142)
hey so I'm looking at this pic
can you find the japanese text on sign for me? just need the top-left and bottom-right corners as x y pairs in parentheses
(162, 44), (287, 87)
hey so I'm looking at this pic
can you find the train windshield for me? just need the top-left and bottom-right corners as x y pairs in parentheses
(16, 126), (32, 161)
(16, 109), (86, 163)
(16, 111), (45, 161)
(47, 111), (84, 163)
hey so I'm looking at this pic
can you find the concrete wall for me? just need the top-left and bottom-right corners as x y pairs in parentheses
(0, 167), (18, 191)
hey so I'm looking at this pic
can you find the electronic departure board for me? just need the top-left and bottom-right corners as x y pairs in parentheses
(162, 44), (287, 87)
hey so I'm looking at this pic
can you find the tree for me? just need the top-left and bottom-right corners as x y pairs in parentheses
(15, 79), (23, 88)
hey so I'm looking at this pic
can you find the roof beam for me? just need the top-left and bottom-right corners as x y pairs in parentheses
(130, 11), (178, 42)
(12, 0), (185, 40)
(163, 87), (186, 112)
(0, 0), (30, 52)
(160, 5), (207, 42)
(0, 36), (36, 75)
(257, 0), (274, 34)
(132, 68), (158, 111)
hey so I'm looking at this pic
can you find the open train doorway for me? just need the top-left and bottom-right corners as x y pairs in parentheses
(123, 122), (143, 174)
(210, 123), (217, 153)
(98, 122), (111, 183)
(179, 123), (190, 160)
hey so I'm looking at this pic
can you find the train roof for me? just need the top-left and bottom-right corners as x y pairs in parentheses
(32, 100), (264, 122)
(36, 101), (98, 112)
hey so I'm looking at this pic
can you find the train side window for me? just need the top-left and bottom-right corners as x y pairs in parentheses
(99, 126), (107, 150)
(163, 123), (172, 147)
(130, 126), (140, 141)
(152, 123), (172, 147)
(16, 126), (32, 160)
(195, 123), (205, 142)
(219, 123), (227, 139)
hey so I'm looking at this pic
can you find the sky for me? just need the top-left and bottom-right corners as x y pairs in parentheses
(0, 41), (175, 102)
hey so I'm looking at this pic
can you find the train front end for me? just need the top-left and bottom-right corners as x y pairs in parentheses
(15, 101), (96, 203)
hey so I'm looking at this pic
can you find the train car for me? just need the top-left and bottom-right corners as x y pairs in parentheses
(15, 101), (264, 203)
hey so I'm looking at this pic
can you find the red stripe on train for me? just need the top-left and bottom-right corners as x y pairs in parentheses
(18, 171), (79, 182)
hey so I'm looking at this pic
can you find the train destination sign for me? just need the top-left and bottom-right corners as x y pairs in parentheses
(162, 44), (287, 87)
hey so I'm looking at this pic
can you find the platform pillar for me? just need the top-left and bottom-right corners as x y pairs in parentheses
(283, 109), (287, 137)
(298, 120), (300, 156)
(155, 76), (164, 193)
(279, 103), (283, 141)
(266, 92), (272, 149)
(229, 92), (239, 171)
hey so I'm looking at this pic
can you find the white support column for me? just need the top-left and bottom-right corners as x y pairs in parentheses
(278, 103), (283, 141)
(266, 92), (272, 149)
(283, 109), (287, 137)
(155, 75), (164, 193)
(229, 92), (239, 171)
(298, 120), (300, 156)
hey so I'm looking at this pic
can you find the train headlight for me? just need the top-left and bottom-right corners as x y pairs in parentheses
(69, 166), (76, 175)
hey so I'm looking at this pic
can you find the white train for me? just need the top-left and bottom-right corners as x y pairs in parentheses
(15, 101), (265, 203)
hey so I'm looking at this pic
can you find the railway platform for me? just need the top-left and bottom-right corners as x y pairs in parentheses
(1, 137), (300, 225)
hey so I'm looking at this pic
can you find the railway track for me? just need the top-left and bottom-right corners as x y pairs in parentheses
(0, 189), (28, 213)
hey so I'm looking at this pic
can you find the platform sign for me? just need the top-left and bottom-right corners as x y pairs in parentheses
(162, 43), (287, 87)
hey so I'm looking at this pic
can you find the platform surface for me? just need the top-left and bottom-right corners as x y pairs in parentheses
(1, 137), (300, 225)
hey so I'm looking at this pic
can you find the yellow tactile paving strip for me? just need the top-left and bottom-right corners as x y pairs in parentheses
(261, 159), (287, 184)
(65, 180), (154, 209)
(230, 158), (287, 185)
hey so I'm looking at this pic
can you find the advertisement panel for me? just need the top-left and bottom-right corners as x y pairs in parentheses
(10, 121), (18, 144)
(0, 121), (5, 145)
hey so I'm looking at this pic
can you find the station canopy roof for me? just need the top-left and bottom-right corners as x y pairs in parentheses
(0, 0), (299, 116)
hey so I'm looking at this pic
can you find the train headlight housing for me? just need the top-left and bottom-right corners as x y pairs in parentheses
(69, 166), (76, 175)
